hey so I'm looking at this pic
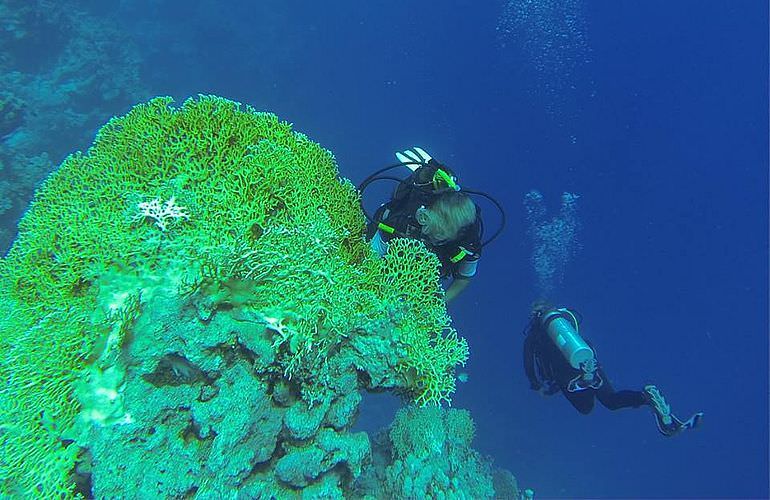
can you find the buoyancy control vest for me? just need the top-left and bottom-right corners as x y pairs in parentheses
(367, 161), (483, 277)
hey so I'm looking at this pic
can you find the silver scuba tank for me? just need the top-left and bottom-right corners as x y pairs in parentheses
(540, 308), (594, 370)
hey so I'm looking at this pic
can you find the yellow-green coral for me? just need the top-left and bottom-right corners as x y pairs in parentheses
(378, 238), (469, 406)
(0, 95), (468, 497)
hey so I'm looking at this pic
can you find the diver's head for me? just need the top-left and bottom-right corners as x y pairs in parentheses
(415, 191), (476, 245)
(530, 300), (554, 320)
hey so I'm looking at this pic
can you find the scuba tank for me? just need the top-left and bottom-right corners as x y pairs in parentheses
(540, 308), (593, 369)
(539, 307), (602, 392)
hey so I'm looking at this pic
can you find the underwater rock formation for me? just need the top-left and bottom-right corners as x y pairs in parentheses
(0, 0), (147, 252)
(0, 96), (504, 497)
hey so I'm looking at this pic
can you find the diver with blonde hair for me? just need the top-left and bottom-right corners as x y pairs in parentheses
(359, 147), (504, 302)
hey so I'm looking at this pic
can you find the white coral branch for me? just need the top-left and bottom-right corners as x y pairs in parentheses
(135, 196), (190, 231)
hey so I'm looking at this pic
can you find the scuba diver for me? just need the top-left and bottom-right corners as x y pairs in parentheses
(358, 147), (505, 302)
(523, 303), (703, 437)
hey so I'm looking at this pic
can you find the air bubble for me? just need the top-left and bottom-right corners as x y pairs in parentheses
(497, 0), (594, 123)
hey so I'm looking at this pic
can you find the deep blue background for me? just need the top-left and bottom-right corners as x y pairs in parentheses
(89, 1), (770, 497)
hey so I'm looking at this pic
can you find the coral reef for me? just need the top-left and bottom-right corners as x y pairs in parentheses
(0, 96), (485, 497)
(355, 405), (520, 499)
(384, 406), (496, 498)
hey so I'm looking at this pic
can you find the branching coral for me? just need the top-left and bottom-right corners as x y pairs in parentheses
(0, 95), (469, 497)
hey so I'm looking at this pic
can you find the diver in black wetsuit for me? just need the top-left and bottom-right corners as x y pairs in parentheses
(359, 147), (505, 303)
(523, 303), (703, 437)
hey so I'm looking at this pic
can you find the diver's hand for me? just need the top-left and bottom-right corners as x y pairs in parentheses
(395, 146), (433, 169)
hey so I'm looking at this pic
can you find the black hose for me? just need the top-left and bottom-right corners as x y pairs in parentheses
(462, 188), (506, 247)
(358, 175), (406, 222)
(357, 162), (421, 194)
(357, 162), (507, 247)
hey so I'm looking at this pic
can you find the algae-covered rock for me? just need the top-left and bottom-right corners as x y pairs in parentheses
(352, 405), (516, 500)
(284, 399), (330, 441)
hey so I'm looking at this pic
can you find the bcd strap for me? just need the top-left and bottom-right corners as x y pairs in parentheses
(566, 358), (603, 393)
(450, 246), (472, 263)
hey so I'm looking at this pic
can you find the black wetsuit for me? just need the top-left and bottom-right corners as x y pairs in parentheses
(523, 320), (647, 414)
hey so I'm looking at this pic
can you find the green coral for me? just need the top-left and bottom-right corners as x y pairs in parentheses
(0, 95), (468, 497)
(378, 238), (470, 405)
(384, 405), (496, 499)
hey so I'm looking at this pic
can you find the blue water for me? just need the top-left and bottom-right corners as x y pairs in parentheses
(5, 1), (768, 497)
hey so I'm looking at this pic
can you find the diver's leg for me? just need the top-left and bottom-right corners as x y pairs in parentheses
(596, 372), (646, 410)
(562, 385), (595, 415)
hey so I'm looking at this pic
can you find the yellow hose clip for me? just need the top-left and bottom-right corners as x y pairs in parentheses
(450, 247), (471, 263)
(433, 169), (459, 191)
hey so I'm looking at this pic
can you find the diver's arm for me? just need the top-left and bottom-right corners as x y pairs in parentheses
(445, 256), (478, 302)
(445, 276), (471, 302)
(523, 334), (541, 390)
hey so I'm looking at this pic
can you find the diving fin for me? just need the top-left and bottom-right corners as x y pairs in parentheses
(395, 147), (432, 172)
(656, 412), (704, 437)
(645, 385), (703, 437)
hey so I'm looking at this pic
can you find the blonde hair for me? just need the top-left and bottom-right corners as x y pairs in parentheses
(427, 192), (477, 241)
